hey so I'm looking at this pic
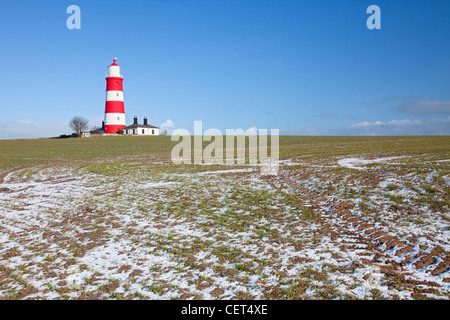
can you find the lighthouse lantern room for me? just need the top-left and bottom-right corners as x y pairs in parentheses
(104, 58), (126, 134)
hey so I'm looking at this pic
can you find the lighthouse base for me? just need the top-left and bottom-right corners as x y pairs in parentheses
(104, 125), (125, 134)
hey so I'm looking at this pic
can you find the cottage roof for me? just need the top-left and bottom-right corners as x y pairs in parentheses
(122, 124), (159, 130)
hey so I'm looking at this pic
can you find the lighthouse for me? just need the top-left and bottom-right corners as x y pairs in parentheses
(104, 58), (126, 134)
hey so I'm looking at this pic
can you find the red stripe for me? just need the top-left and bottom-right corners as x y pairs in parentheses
(106, 77), (123, 91)
(104, 124), (125, 134)
(105, 101), (125, 113)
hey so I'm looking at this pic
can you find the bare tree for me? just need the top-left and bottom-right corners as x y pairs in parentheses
(69, 116), (89, 136)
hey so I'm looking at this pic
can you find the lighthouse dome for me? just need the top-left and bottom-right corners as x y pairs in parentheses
(107, 58), (122, 78)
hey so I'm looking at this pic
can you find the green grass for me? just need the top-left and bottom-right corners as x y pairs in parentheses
(1, 135), (449, 172)
(421, 185), (436, 194)
(389, 194), (405, 204)
(0, 136), (175, 170)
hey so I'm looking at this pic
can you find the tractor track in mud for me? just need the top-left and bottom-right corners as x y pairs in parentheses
(261, 170), (450, 292)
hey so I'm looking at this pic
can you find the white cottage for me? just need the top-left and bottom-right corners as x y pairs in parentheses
(123, 116), (159, 136)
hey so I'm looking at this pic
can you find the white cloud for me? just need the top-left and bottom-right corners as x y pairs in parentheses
(351, 119), (421, 128)
(349, 117), (449, 135)
(351, 121), (383, 127)
(160, 119), (175, 129)
(159, 119), (175, 135)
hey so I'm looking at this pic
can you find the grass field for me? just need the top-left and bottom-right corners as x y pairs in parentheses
(0, 135), (449, 299)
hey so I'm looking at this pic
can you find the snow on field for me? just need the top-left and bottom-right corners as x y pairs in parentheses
(0, 155), (449, 300)
(194, 168), (255, 176)
(337, 156), (407, 170)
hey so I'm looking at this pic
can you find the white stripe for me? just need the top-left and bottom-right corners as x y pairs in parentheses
(104, 113), (126, 125)
(108, 65), (121, 77)
(106, 90), (124, 102)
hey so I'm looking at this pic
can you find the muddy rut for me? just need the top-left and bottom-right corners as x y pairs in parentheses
(261, 170), (450, 292)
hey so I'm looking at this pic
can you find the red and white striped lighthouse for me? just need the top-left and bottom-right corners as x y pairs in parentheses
(104, 58), (126, 134)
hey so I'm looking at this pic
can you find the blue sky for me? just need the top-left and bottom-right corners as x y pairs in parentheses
(0, 0), (449, 138)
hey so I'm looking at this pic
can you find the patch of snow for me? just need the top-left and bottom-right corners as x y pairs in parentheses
(195, 168), (254, 176)
(338, 156), (407, 170)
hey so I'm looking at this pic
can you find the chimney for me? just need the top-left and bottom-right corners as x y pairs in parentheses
(143, 117), (148, 126)
(133, 115), (138, 125)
